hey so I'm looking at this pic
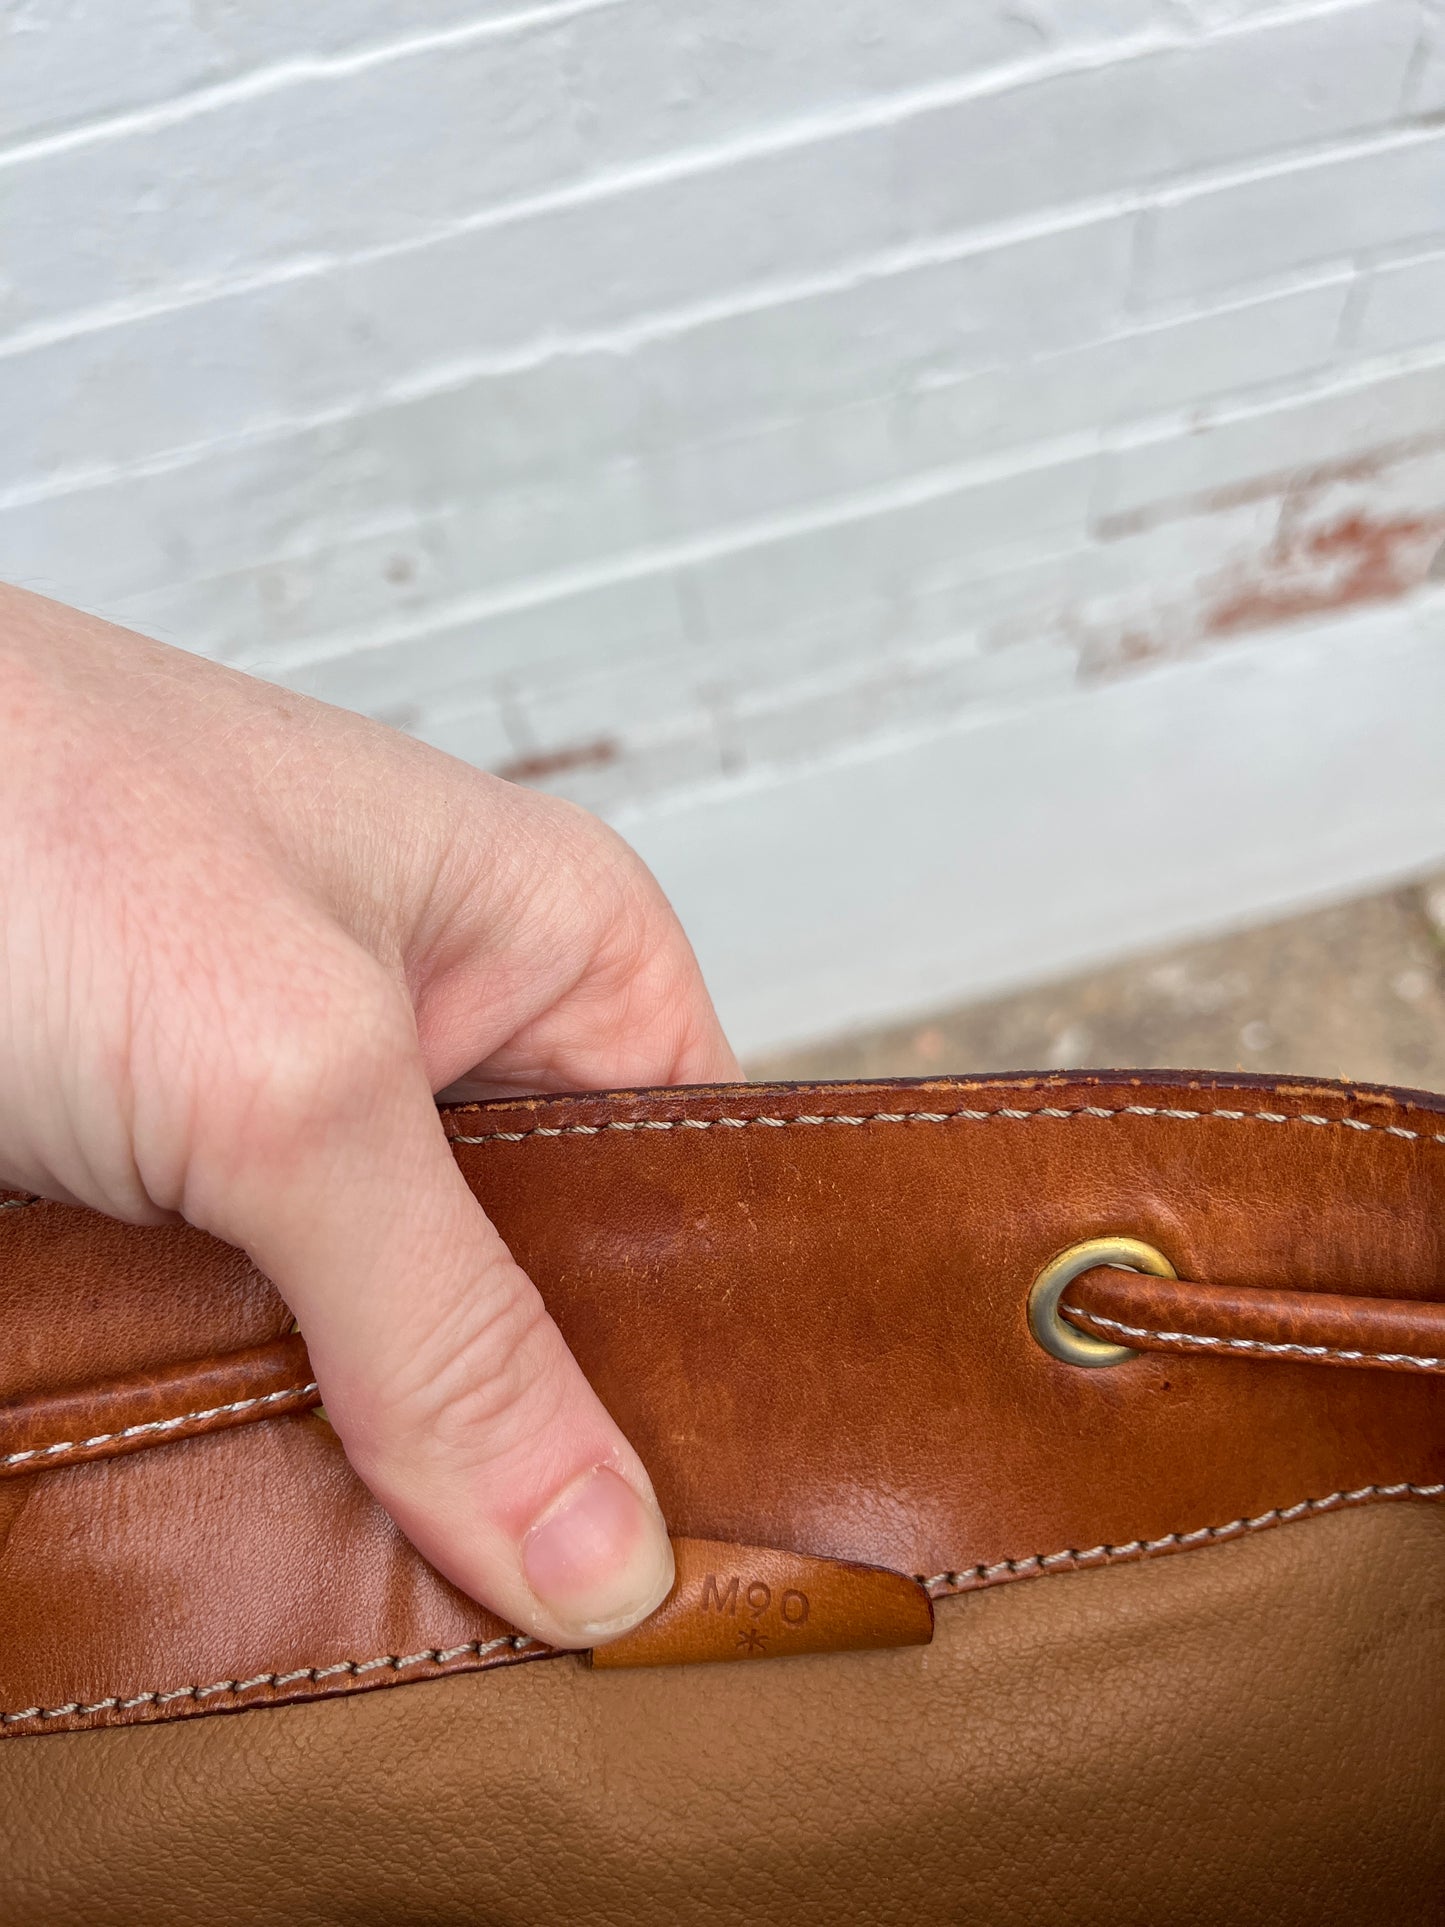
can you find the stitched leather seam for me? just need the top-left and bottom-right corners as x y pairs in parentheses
(7, 1098), (1442, 1221)
(0, 1381), (320, 1470)
(449, 1103), (1445, 1147)
(3, 1110), (1439, 1722)
(3, 1484), (1439, 1728)
(1064, 1307), (1442, 1370)
(0, 1634), (537, 1727)
(919, 1480), (1445, 1593)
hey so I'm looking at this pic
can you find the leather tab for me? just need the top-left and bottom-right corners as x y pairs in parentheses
(590, 1538), (934, 1669)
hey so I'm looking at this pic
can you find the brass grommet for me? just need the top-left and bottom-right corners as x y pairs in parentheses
(1027, 1235), (1177, 1368)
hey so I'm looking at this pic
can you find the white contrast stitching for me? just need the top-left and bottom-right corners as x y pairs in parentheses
(5, 1485), (1440, 1727)
(918, 1481), (1445, 1593)
(0, 1634), (536, 1727)
(4, 1106), (1440, 1725)
(0, 1382), (319, 1470)
(449, 1102), (1445, 1148)
(1063, 1307), (1443, 1370)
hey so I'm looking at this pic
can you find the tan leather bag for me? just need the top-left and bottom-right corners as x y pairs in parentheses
(2, 1072), (1442, 1924)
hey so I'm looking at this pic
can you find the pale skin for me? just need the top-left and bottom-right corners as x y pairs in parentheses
(0, 582), (741, 1646)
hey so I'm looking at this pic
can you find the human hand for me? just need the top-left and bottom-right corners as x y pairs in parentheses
(0, 584), (741, 1646)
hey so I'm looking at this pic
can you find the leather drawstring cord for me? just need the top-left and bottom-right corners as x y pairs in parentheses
(1060, 1268), (1445, 1373)
(2, 1264), (1441, 1483)
(0, 1334), (320, 1478)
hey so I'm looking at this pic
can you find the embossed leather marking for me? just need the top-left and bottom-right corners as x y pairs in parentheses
(0, 1072), (1440, 1736)
(591, 1539), (935, 1668)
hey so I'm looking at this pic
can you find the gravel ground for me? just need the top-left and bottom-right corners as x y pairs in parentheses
(751, 873), (1445, 1094)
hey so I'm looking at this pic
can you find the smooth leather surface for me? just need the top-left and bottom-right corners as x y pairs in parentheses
(2, 1501), (1440, 1925)
(3, 1252), (1434, 1491)
(1, 1072), (1442, 1737)
(591, 1537), (934, 1667)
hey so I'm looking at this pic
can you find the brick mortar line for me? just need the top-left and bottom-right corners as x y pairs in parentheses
(1, 56), (1434, 365)
(24, 339), (1436, 673)
(0, 5), (1263, 179)
(0, 0), (623, 173)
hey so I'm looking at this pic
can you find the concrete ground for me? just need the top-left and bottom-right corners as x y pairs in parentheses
(750, 873), (1445, 1093)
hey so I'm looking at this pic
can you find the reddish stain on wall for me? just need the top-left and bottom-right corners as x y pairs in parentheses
(495, 737), (620, 785)
(1205, 509), (1445, 638)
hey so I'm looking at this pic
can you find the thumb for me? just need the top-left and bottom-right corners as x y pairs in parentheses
(220, 1046), (674, 1650)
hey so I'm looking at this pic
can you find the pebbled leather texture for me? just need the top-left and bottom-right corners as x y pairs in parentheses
(2, 1501), (1440, 1925)
(0, 1072), (1442, 1741)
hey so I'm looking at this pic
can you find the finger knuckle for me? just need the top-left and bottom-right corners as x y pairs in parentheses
(383, 1283), (565, 1469)
(224, 944), (416, 1152)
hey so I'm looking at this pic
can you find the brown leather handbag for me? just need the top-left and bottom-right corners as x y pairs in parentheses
(2, 1071), (1442, 1925)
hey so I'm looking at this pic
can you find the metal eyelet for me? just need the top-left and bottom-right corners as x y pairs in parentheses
(1027, 1235), (1177, 1368)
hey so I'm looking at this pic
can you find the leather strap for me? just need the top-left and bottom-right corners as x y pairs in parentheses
(3, 1248), (1439, 1488)
(0, 1333), (318, 1478)
(2, 1071), (1442, 1734)
(1062, 1268), (1445, 1372)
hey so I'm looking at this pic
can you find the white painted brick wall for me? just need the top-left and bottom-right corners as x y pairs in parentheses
(1138, 129), (1445, 302)
(3, 0), (1444, 1051)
